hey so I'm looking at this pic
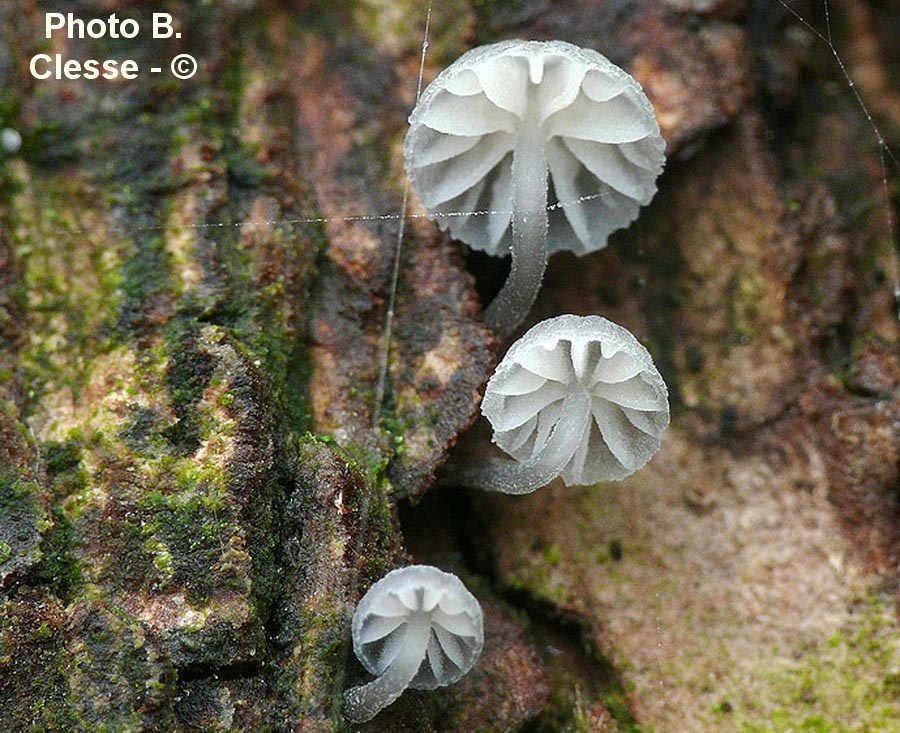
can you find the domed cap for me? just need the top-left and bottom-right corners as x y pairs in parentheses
(404, 39), (665, 257)
(344, 565), (484, 722)
(483, 314), (669, 485)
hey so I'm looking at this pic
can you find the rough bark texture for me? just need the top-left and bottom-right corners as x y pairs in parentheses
(1, 1), (898, 732)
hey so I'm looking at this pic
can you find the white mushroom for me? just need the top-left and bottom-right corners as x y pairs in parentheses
(343, 565), (484, 723)
(456, 314), (669, 494)
(1, 128), (22, 155)
(404, 40), (665, 335)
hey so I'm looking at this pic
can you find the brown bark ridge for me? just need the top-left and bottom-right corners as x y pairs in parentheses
(1, 1), (898, 732)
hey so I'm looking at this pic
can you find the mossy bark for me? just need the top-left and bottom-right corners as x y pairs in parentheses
(1, 2), (490, 731)
(2, 1), (898, 733)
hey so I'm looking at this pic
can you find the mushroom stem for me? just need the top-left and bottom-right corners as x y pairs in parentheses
(483, 105), (549, 336)
(343, 619), (431, 723)
(455, 390), (592, 494)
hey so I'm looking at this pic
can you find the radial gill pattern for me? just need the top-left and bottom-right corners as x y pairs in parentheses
(404, 39), (665, 257)
(482, 315), (669, 485)
(353, 566), (484, 691)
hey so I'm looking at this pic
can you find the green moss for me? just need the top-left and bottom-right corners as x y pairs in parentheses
(283, 343), (314, 434)
(0, 158), (22, 202)
(226, 144), (265, 188)
(143, 538), (175, 577)
(172, 461), (230, 501)
(726, 594), (900, 732)
(542, 543), (562, 566)
(161, 318), (215, 455)
(0, 470), (43, 567)
(528, 670), (646, 733)
(56, 414), (243, 595)
(2, 5), (330, 725)
(62, 601), (176, 731)
(528, 683), (592, 733)
(732, 272), (769, 340)
(600, 688), (647, 733)
(37, 508), (82, 597)
(378, 401), (409, 463)
(351, 0), (473, 64)
(118, 234), (173, 333)
(22, 120), (80, 169)
(322, 436), (399, 585)
(30, 621), (54, 643)
(724, 275), (752, 346)
(43, 439), (90, 502)
(0, 596), (79, 732)
(0, 542), (11, 565)
(12, 178), (123, 408)
(44, 439), (82, 476)
(137, 488), (242, 604)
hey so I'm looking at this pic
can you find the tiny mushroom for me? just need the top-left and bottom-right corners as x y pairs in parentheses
(343, 565), (484, 723)
(405, 40), (665, 334)
(455, 314), (669, 494)
(0, 128), (22, 155)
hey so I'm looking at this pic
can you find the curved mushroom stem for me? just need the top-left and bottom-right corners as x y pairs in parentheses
(343, 619), (431, 723)
(483, 102), (549, 337)
(454, 391), (592, 495)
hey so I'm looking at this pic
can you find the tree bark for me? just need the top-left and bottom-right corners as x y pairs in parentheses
(1, 1), (898, 732)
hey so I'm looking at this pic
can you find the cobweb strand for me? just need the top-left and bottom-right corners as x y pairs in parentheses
(775, 0), (899, 317)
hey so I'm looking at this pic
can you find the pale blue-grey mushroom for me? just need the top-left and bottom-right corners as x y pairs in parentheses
(456, 314), (669, 494)
(404, 40), (665, 335)
(343, 565), (484, 723)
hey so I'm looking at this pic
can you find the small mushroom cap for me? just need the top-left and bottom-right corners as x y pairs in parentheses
(0, 128), (22, 155)
(352, 565), (484, 691)
(482, 315), (669, 485)
(405, 39), (665, 257)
